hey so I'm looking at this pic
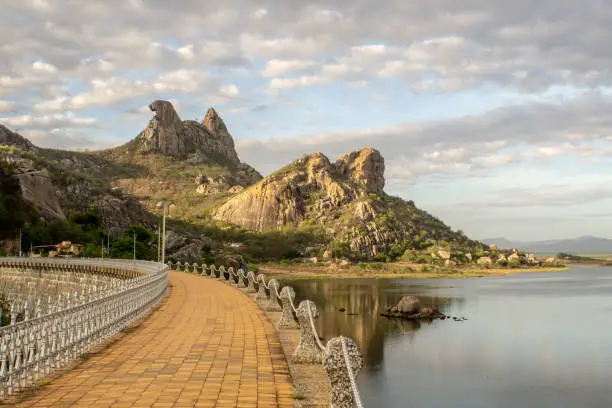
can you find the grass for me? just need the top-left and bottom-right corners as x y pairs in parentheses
(260, 261), (569, 280)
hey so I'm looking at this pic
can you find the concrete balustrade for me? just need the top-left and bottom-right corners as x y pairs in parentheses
(0, 258), (168, 401)
(171, 260), (365, 408)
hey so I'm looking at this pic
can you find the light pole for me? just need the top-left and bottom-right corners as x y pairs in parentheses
(157, 224), (161, 262)
(133, 232), (136, 271)
(19, 228), (22, 257)
(161, 201), (167, 265)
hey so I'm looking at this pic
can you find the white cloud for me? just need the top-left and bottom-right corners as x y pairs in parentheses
(252, 8), (268, 19)
(219, 84), (240, 98)
(177, 45), (194, 60)
(153, 69), (206, 93)
(32, 60), (57, 73)
(0, 100), (18, 113)
(0, 113), (96, 130)
(263, 59), (316, 77)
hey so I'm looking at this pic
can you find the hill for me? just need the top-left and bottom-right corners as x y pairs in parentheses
(482, 236), (612, 254)
(1, 99), (490, 264)
(213, 148), (486, 260)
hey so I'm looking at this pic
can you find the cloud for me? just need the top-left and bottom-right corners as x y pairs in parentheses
(219, 84), (240, 98)
(237, 92), (612, 180)
(262, 59), (317, 77)
(457, 181), (612, 208)
(0, 113), (97, 130)
(0, 101), (18, 113)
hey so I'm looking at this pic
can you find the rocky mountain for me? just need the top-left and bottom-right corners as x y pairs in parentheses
(1, 100), (486, 262)
(482, 236), (612, 254)
(92, 100), (262, 219)
(0, 99), (262, 260)
(0, 126), (153, 235)
(213, 148), (484, 259)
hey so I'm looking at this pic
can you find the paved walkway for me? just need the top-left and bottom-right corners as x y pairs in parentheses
(16, 272), (294, 408)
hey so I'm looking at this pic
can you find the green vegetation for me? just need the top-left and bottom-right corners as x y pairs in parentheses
(198, 222), (327, 264)
(0, 160), (38, 240)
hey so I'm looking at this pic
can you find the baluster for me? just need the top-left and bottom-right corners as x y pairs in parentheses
(278, 287), (299, 329)
(14, 334), (22, 392)
(236, 268), (246, 288)
(246, 272), (257, 293)
(27, 323), (35, 385)
(0, 335), (7, 399)
(255, 275), (268, 304)
(265, 279), (282, 312)
(292, 300), (324, 363)
(323, 336), (364, 408)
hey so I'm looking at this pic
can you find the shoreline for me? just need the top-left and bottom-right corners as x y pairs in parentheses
(259, 264), (571, 280)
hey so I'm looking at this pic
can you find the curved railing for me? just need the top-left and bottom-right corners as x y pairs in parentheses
(0, 258), (168, 400)
(169, 261), (364, 408)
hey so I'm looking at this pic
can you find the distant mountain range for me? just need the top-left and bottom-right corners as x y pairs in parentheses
(481, 236), (612, 254)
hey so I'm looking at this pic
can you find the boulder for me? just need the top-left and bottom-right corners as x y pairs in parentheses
(437, 250), (451, 260)
(508, 253), (520, 262)
(388, 296), (421, 315)
(381, 296), (445, 320)
(477, 256), (492, 265)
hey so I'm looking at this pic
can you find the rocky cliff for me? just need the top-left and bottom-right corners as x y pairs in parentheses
(0, 99), (263, 260)
(213, 148), (482, 259)
(134, 100), (240, 165)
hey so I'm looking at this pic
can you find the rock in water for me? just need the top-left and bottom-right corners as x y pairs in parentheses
(388, 296), (421, 314)
(381, 296), (445, 320)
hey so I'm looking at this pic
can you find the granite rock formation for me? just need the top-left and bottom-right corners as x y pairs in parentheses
(136, 100), (241, 165)
(213, 148), (482, 258)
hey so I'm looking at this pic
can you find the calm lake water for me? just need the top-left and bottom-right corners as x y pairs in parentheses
(283, 266), (612, 408)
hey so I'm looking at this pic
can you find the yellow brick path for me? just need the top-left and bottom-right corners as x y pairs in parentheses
(15, 271), (294, 408)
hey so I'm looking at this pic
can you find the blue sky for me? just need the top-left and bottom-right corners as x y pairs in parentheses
(1, 0), (612, 241)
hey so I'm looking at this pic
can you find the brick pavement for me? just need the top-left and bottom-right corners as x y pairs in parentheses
(15, 271), (294, 408)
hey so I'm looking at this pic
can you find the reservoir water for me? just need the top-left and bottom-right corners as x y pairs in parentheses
(283, 266), (612, 408)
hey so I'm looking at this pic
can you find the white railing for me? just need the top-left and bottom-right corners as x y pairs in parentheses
(0, 258), (168, 400)
(170, 261), (364, 408)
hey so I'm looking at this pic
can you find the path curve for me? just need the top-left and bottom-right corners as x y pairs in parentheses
(16, 271), (294, 408)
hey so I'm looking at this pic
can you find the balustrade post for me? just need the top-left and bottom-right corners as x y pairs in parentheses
(226, 267), (235, 286)
(323, 336), (364, 408)
(265, 279), (282, 312)
(246, 272), (257, 293)
(236, 268), (246, 288)
(278, 287), (299, 329)
(218, 266), (226, 281)
(293, 300), (323, 363)
(255, 275), (268, 303)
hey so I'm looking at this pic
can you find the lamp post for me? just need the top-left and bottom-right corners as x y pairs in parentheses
(161, 201), (167, 265)
(133, 232), (136, 271)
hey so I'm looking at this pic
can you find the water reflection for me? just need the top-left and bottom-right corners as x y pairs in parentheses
(287, 279), (457, 367)
(283, 267), (612, 408)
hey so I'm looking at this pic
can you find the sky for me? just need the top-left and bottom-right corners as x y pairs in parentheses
(1, 0), (612, 241)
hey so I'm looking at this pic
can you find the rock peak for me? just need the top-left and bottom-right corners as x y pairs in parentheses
(136, 100), (240, 164)
(0, 124), (36, 150)
(203, 106), (228, 135)
(334, 147), (385, 194)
